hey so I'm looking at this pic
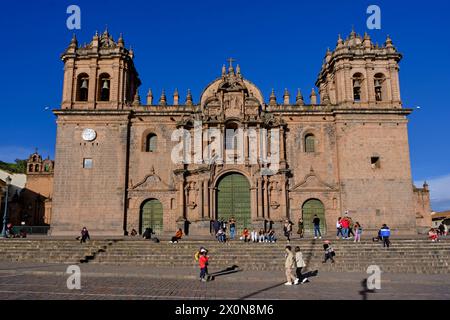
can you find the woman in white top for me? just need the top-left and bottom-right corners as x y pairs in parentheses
(294, 246), (308, 284)
(336, 217), (343, 240)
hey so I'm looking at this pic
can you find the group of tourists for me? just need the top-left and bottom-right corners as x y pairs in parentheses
(211, 217), (279, 243)
(429, 223), (448, 242)
(2, 223), (27, 238)
(211, 217), (237, 242)
(287, 215), (323, 241)
(240, 228), (277, 243)
(336, 214), (363, 242)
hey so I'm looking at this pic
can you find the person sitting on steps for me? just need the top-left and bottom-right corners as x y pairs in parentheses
(171, 228), (183, 243)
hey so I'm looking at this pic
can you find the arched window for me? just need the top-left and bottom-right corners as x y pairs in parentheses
(98, 73), (111, 102)
(225, 122), (240, 161)
(28, 164), (33, 173)
(34, 164), (40, 172)
(353, 73), (364, 102)
(305, 134), (315, 153)
(76, 73), (89, 102)
(146, 134), (157, 152)
(374, 73), (386, 102)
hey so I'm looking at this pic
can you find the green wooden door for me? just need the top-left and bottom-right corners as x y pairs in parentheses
(140, 199), (163, 235)
(302, 199), (326, 235)
(217, 174), (251, 231)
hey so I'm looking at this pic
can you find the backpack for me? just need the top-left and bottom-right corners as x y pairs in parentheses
(194, 251), (200, 261)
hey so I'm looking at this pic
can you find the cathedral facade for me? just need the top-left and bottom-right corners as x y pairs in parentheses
(50, 30), (431, 237)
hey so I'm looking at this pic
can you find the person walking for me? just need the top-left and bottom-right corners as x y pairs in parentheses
(354, 222), (362, 243)
(313, 215), (322, 239)
(336, 217), (343, 240)
(284, 246), (298, 285)
(80, 227), (90, 244)
(380, 224), (391, 248)
(283, 220), (292, 243)
(294, 246), (308, 284)
(297, 218), (304, 239)
(322, 240), (335, 264)
(229, 217), (236, 240)
(199, 248), (209, 282)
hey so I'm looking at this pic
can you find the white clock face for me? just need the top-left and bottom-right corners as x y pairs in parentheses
(82, 129), (97, 142)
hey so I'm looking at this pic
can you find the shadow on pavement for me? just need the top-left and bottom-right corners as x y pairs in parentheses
(207, 265), (241, 281)
(359, 279), (376, 300)
(237, 269), (320, 300)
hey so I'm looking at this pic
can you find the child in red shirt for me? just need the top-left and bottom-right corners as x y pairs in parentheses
(199, 249), (209, 282)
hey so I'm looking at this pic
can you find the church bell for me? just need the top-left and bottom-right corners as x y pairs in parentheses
(81, 79), (88, 89)
(102, 80), (110, 90)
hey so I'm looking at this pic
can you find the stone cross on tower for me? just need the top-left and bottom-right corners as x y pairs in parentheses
(227, 58), (236, 73)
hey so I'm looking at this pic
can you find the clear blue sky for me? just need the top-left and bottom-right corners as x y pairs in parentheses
(0, 0), (449, 210)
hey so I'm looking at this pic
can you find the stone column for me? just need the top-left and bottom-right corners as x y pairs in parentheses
(280, 177), (287, 219)
(250, 180), (257, 221)
(203, 180), (209, 220)
(112, 64), (120, 108)
(265, 177), (270, 219)
(244, 124), (249, 165)
(279, 126), (286, 169)
(89, 62), (98, 106)
(178, 180), (184, 219)
(210, 186), (215, 220)
(257, 178), (263, 219)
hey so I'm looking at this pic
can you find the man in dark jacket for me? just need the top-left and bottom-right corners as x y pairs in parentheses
(313, 215), (322, 239)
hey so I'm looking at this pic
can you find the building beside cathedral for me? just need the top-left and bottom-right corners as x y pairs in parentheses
(0, 151), (54, 227)
(50, 29), (431, 237)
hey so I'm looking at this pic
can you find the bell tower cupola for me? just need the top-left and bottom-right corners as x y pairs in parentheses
(316, 31), (402, 108)
(61, 29), (141, 110)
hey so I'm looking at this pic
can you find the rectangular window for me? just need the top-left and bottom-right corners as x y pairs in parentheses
(83, 158), (93, 169)
(371, 157), (380, 169)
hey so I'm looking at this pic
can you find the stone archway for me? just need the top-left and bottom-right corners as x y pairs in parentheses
(140, 199), (163, 235)
(302, 199), (326, 235)
(216, 173), (251, 230)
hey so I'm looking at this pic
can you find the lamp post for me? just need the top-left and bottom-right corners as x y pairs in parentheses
(2, 176), (12, 238)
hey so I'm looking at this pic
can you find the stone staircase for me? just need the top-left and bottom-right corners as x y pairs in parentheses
(0, 239), (112, 264)
(1, 239), (449, 274)
(92, 239), (450, 274)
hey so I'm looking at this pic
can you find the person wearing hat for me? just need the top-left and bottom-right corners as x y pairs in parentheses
(199, 248), (209, 282)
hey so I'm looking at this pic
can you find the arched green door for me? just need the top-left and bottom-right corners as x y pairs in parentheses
(140, 199), (163, 235)
(302, 199), (326, 235)
(216, 173), (251, 231)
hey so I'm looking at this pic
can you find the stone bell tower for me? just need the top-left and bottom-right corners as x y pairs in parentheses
(316, 31), (402, 108)
(61, 29), (141, 110)
(51, 30), (141, 236)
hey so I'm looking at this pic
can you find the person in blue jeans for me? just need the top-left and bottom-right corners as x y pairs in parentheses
(313, 215), (322, 239)
(229, 217), (236, 240)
